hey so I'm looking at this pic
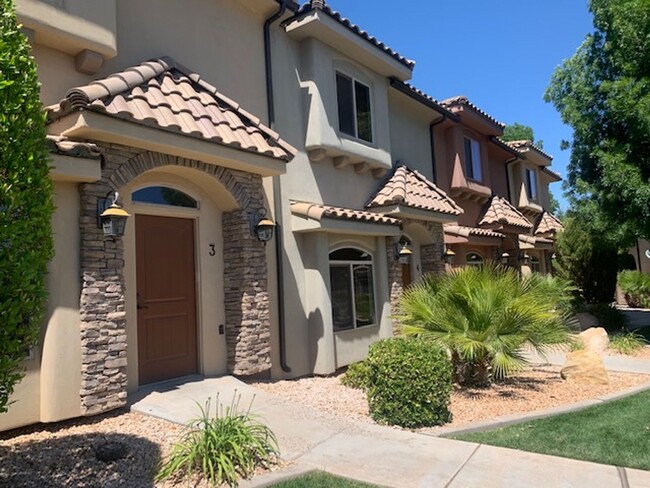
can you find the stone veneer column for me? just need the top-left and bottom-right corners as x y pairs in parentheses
(222, 174), (271, 375)
(78, 144), (271, 415)
(420, 222), (446, 276)
(386, 236), (403, 334)
(78, 145), (142, 415)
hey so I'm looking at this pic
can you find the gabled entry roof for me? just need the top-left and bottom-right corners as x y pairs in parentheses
(47, 57), (296, 162)
(479, 195), (533, 232)
(535, 211), (564, 237)
(366, 165), (463, 220)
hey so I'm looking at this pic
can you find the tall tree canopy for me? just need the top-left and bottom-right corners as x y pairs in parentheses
(545, 0), (650, 245)
(502, 122), (543, 149)
(0, 0), (53, 412)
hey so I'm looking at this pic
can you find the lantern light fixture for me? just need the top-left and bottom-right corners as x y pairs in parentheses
(97, 191), (130, 239)
(393, 242), (413, 265)
(443, 248), (456, 264)
(500, 252), (510, 265)
(249, 208), (275, 243)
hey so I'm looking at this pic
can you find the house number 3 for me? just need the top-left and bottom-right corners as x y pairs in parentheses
(209, 244), (216, 256)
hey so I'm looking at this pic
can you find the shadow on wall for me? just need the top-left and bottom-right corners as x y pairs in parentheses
(0, 419), (162, 487)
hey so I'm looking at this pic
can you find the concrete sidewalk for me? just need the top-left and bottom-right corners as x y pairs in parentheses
(131, 375), (650, 488)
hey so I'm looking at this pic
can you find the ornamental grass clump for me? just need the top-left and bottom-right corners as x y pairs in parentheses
(156, 393), (279, 487)
(396, 263), (571, 387)
(609, 331), (647, 355)
(365, 337), (452, 428)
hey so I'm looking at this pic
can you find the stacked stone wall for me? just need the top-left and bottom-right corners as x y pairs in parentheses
(78, 144), (270, 415)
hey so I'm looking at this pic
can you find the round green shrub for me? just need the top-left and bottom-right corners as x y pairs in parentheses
(0, 0), (54, 412)
(341, 361), (370, 390)
(366, 337), (452, 428)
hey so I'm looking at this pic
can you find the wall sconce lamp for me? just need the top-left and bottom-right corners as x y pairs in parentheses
(551, 253), (557, 261)
(443, 248), (456, 264)
(522, 253), (531, 265)
(500, 252), (510, 265)
(249, 209), (275, 243)
(394, 242), (413, 265)
(97, 191), (130, 239)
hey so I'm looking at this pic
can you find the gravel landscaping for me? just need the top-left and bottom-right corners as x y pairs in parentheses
(251, 365), (650, 431)
(606, 344), (650, 360)
(0, 409), (282, 488)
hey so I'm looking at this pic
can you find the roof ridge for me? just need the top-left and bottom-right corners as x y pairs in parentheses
(441, 95), (505, 129)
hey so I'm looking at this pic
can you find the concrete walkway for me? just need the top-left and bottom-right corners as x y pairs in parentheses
(131, 373), (650, 488)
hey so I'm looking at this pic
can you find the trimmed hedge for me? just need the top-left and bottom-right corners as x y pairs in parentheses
(365, 338), (452, 428)
(0, 0), (54, 412)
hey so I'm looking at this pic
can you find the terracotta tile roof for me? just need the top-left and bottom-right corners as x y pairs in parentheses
(535, 211), (564, 237)
(293, 1), (415, 70)
(45, 135), (101, 159)
(505, 140), (553, 161)
(519, 234), (554, 249)
(291, 200), (400, 226)
(366, 165), (463, 216)
(441, 96), (505, 129)
(479, 195), (533, 231)
(444, 225), (505, 239)
(47, 57), (296, 162)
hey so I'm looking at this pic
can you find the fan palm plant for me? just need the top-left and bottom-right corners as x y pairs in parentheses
(396, 263), (571, 386)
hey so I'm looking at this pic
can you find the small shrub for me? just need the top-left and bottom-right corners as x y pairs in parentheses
(585, 303), (628, 333)
(156, 394), (279, 487)
(365, 337), (452, 428)
(618, 271), (650, 308)
(609, 332), (647, 355)
(341, 361), (369, 390)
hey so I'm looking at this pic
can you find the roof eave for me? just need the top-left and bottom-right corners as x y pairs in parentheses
(369, 204), (461, 224)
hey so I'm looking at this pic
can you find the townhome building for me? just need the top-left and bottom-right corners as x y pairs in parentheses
(2, 0), (562, 432)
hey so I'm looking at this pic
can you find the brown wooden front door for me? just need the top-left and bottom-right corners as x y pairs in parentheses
(136, 215), (198, 385)
(402, 263), (412, 288)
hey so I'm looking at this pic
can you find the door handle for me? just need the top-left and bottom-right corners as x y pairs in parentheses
(137, 292), (148, 310)
(137, 303), (148, 310)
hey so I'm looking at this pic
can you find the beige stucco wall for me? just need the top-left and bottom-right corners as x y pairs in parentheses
(387, 90), (436, 182)
(0, 182), (82, 431)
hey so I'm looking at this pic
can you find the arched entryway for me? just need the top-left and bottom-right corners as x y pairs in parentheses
(77, 147), (272, 414)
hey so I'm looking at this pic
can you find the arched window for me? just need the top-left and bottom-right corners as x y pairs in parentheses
(466, 252), (484, 267)
(329, 248), (376, 332)
(132, 186), (198, 209)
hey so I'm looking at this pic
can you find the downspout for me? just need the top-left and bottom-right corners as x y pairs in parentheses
(264, 1), (291, 373)
(429, 116), (446, 185)
(505, 156), (519, 204)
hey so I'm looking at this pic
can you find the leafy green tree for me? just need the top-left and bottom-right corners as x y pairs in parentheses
(545, 0), (650, 245)
(554, 202), (620, 304)
(396, 264), (571, 386)
(0, 0), (53, 412)
(548, 191), (561, 215)
(502, 122), (544, 149)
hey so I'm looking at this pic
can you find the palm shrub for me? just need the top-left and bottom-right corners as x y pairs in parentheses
(618, 271), (650, 308)
(156, 394), (279, 487)
(365, 337), (452, 428)
(396, 263), (571, 386)
(0, 0), (54, 412)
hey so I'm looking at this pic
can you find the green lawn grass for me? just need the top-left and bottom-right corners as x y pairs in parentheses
(271, 471), (379, 488)
(454, 390), (650, 470)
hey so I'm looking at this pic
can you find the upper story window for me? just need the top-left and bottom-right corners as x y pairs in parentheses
(525, 168), (538, 201)
(336, 72), (373, 143)
(463, 137), (482, 181)
(132, 186), (198, 209)
(329, 248), (376, 332)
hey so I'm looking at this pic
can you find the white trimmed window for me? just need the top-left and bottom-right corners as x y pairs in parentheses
(336, 72), (373, 143)
(463, 137), (482, 181)
(526, 168), (538, 200)
(329, 248), (376, 332)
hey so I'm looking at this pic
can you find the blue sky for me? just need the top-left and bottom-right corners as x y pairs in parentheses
(325, 0), (594, 210)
